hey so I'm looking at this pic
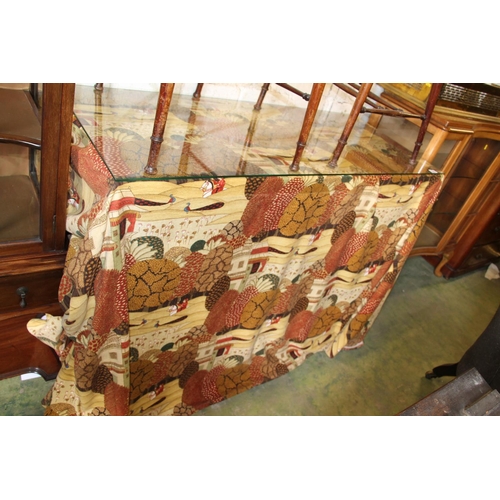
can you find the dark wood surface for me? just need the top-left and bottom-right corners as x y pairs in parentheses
(0, 84), (74, 381)
(0, 84), (75, 259)
(40, 83), (75, 252)
(0, 303), (62, 381)
(421, 133), (500, 277)
(437, 179), (500, 277)
(0, 267), (63, 314)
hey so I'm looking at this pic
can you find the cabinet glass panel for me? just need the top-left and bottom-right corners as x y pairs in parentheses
(0, 84), (42, 243)
(426, 137), (500, 235)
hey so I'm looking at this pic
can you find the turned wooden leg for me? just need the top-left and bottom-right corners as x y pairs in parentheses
(434, 251), (452, 277)
(144, 83), (175, 176)
(328, 83), (373, 168)
(193, 83), (204, 99)
(94, 85), (103, 153)
(408, 83), (443, 167)
(254, 83), (270, 111)
(289, 83), (326, 172)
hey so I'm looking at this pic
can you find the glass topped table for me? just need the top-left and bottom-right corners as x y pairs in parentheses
(72, 84), (439, 182)
(27, 84), (444, 416)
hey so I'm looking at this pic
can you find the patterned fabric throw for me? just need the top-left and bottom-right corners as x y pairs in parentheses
(28, 162), (441, 415)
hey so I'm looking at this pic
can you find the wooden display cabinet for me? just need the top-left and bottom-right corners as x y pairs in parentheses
(419, 134), (500, 277)
(369, 84), (500, 277)
(0, 83), (74, 380)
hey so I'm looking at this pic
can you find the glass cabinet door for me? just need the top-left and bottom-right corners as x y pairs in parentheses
(412, 133), (500, 258)
(0, 83), (74, 254)
(0, 84), (42, 244)
(427, 137), (500, 232)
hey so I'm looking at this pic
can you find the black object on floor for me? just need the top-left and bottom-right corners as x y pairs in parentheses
(425, 303), (500, 392)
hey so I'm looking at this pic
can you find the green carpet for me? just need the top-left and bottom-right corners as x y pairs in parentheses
(197, 256), (500, 416)
(1, 257), (499, 416)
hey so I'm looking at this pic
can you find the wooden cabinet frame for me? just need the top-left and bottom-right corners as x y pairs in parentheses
(375, 87), (500, 276)
(0, 83), (75, 381)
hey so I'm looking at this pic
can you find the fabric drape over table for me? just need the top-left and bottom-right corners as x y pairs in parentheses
(28, 138), (442, 416)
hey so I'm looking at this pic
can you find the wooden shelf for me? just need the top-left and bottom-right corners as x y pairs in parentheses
(0, 88), (41, 148)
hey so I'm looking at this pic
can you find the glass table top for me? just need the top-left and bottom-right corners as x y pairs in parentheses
(72, 84), (439, 182)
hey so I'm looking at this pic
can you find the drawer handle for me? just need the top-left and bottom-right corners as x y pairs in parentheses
(16, 286), (28, 308)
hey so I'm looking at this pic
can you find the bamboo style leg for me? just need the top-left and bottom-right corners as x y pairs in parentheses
(254, 83), (270, 111)
(408, 83), (443, 167)
(193, 83), (204, 99)
(328, 83), (373, 168)
(144, 83), (175, 176)
(93, 85), (103, 154)
(289, 83), (326, 172)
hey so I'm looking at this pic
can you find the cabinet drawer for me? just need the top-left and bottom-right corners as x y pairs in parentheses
(0, 269), (63, 314)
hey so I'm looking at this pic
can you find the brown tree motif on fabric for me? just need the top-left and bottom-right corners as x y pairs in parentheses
(38, 169), (442, 416)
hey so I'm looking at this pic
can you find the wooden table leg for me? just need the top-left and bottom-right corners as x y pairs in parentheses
(328, 83), (373, 168)
(254, 83), (270, 111)
(144, 83), (175, 176)
(289, 83), (326, 172)
(408, 83), (443, 167)
(193, 83), (204, 99)
(94, 85), (103, 154)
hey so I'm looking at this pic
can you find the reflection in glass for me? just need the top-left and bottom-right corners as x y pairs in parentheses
(73, 84), (438, 182)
